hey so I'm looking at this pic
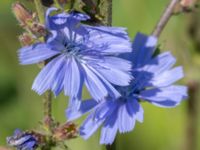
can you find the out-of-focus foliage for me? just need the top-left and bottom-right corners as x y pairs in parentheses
(0, 0), (200, 150)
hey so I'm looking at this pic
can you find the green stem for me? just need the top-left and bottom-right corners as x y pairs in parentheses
(70, 0), (76, 10)
(34, 0), (53, 132)
(43, 91), (53, 132)
(34, 0), (45, 24)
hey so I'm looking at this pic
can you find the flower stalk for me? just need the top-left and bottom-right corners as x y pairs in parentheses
(34, 0), (53, 132)
(152, 0), (180, 37)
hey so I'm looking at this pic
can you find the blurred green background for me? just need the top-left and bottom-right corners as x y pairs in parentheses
(0, 0), (200, 150)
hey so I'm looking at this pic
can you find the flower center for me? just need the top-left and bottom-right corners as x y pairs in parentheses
(62, 42), (81, 56)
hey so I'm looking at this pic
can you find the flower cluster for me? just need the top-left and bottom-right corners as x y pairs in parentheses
(14, 6), (187, 146)
(67, 33), (188, 144)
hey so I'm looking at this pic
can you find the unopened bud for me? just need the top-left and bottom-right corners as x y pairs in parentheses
(19, 33), (34, 46)
(53, 122), (78, 141)
(30, 23), (47, 37)
(12, 2), (32, 26)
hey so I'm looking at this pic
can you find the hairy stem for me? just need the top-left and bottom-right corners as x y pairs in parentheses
(43, 91), (53, 132)
(34, 0), (53, 132)
(34, 0), (45, 24)
(152, 0), (180, 37)
(99, 0), (112, 26)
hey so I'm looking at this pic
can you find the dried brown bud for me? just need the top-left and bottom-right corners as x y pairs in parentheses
(30, 23), (47, 37)
(12, 2), (32, 26)
(53, 122), (78, 141)
(19, 33), (34, 46)
(181, 0), (196, 7)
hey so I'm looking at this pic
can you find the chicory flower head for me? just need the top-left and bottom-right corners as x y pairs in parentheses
(66, 33), (188, 144)
(7, 129), (38, 150)
(19, 8), (133, 108)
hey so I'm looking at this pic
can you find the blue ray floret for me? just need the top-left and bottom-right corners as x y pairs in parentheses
(7, 129), (38, 150)
(66, 33), (188, 145)
(18, 8), (133, 108)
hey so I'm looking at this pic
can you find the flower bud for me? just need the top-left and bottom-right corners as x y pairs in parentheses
(12, 2), (32, 26)
(30, 23), (47, 37)
(19, 33), (34, 46)
(53, 122), (78, 141)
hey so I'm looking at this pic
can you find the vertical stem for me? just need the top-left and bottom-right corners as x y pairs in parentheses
(70, 0), (76, 9)
(34, 0), (53, 132)
(34, 0), (45, 24)
(43, 90), (53, 132)
(185, 81), (199, 150)
(151, 0), (180, 37)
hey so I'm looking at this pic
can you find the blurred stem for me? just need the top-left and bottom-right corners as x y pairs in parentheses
(152, 0), (180, 37)
(34, 0), (45, 24)
(185, 81), (199, 150)
(70, 0), (75, 9)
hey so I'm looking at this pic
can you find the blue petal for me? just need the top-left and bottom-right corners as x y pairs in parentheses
(32, 55), (66, 95)
(94, 100), (117, 121)
(141, 52), (176, 74)
(19, 43), (59, 65)
(117, 99), (143, 133)
(100, 110), (118, 145)
(126, 99), (144, 123)
(86, 26), (132, 53)
(132, 33), (157, 67)
(46, 7), (89, 30)
(94, 56), (133, 86)
(81, 64), (109, 101)
(80, 113), (104, 140)
(66, 99), (98, 121)
(148, 66), (184, 87)
(118, 102), (136, 133)
(85, 64), (121, 99)
(51, 60), (66, 96)
(63, 57), (83, 98)
(21, 141), (36, 150)
(139, 85), (188, 107)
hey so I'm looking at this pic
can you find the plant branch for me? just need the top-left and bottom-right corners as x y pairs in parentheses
(152, 0), (180, 37)
(34, 0), (45, 24)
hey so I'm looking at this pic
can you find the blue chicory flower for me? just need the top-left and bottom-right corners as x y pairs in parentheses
(7, 129), (38, 150)
(18, 8), (133, 108)
(66, 33), (188, 144)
